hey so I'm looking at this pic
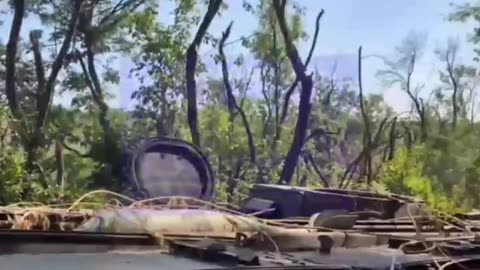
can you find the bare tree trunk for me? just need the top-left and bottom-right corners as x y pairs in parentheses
(219, 22), (256, 163)
(34, 0), (82, 138)
(6, 0), (81, 198)
(273, 0), (316, 185)
(260, 64), (273, 137)
(55, 139), (65, 191)
(357, 46), (373, 183)
(386, 117), (398, 161)
(270, 15), (281, 143)
(77, 46), (116, 164)
(185, 0), (222, 147)
(6, 0), (30, 197)
(5, 0), (27, 136)
(445, 48), (459, 130)
(404, 53), (427, 141)
(76, 2), (114, 147)
(274, 10), (324, 146)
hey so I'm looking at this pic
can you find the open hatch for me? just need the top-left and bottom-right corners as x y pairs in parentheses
(121, 137), (215, 201)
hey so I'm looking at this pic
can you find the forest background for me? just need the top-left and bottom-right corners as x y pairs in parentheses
(1, 0), (480, 213)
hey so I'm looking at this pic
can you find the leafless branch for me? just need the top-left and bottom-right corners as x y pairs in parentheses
(237, 67), (255, 111)
(219, 21), (256, 163)
(339, 116), (391, 189)
(260, 63), (272, 137)
(185, 0), (223, 146)
(35, 0), (83, 134)
(29, 32), (46, 115)
(304, 151), (329, 187)
(273, 0), (317, 185)
(377, 37), (427, 141)
(444, 43), (460, 129)
(278, 9), (324, 127)
(5, 0), (28, 135)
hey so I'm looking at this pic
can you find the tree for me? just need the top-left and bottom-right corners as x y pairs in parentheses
(450, 2), (480, 61)
(376, 32), (428, 141)
(5, 0), (82, 197)
(185, 0), (223, 147)
(218, 22), (256, 163)
(273, 0), (322, 185)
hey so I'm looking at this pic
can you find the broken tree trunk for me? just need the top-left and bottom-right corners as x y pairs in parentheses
(273, 0), (317, 185)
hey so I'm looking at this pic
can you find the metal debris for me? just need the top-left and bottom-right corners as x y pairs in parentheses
(0, 189), (479, 269)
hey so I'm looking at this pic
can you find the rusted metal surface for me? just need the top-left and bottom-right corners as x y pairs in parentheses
(0, 191), (480, 269)
(0, 208), (90, 230)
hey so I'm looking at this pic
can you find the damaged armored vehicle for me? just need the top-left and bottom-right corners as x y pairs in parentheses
(1, 136), (480, 270)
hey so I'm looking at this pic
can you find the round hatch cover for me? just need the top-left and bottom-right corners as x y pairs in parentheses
(122, 137), (215, 201)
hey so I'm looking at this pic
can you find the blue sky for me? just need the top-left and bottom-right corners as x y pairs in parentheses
(1, 0), (477, 113)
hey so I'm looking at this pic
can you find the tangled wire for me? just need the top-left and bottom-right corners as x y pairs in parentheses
(1, 189), (480, 269)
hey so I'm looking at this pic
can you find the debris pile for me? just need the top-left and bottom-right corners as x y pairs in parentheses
(0, 188), (479, 269)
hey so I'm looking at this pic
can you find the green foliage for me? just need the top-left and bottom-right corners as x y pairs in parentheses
(450, 1), (480, 60)
(1, 0), (480, 217)
(0, 150), (26, 204)
(0, 136), (89, 204)
(377, 145), (464, 213)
